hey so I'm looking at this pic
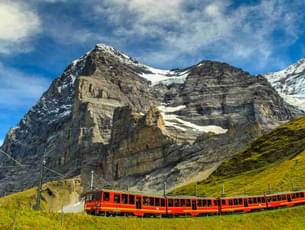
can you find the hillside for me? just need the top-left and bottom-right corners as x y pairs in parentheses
(0, 178), (82, 212)
(172, 117), (305, 196)
(1, 190), (305, 229)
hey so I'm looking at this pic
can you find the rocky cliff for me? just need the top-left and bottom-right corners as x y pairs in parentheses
(0, 44), (303, 195)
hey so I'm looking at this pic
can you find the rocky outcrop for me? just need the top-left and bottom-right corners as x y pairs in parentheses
(0, 44), (303, 195)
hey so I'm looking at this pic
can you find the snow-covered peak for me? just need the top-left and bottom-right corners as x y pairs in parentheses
(140, 66), (191, 86)
(265, 57), (305, 111)
(95, 43), (140, 66)
(266, 57), (305, 82)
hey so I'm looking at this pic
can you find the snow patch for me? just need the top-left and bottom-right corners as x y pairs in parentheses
(140, 66), (190, 86)
(158, 105), (228, 134)
(158, 105), (186, 113)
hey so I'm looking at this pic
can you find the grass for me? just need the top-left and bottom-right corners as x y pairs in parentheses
(172, 117), (305, 197)
(1, 180), (305, 229)
(0, 178), (81, 212)
(2, 198), (305, 229)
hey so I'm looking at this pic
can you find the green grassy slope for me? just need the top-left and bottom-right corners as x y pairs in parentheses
(0, 179), (81, 212)
(1, 194), (305, 230)
(172, 117), (305, 197)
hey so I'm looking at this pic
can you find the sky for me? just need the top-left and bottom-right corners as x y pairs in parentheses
(0, 0), (305, 145)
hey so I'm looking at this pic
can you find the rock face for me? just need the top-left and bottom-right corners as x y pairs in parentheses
(0, 44), (303, 195)
(265, 57), (305, 111)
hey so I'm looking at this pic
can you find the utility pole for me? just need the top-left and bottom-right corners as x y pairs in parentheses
(221, 183), (225, 197)
(268, 184), (272, 194)
(90, 170), (94, 191)
(163, 181), (167, 197)
(291, 179), (295, 191)
(195, 183), (198, 197)
(35, 158), (46, 210)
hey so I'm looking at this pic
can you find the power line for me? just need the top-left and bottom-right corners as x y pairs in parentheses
(0, 149), (24, 167)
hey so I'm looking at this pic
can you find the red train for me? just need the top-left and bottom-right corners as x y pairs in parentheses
(84, 189), (305, 217)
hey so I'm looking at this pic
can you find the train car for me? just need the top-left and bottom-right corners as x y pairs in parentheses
(265, 191), (305, 209)
(195, 197), (219, 216)
(84, 189), (167, 217)
(289, 191), (305, 206)
(84, 189), (305, 217)
(220, 196), (248, 213)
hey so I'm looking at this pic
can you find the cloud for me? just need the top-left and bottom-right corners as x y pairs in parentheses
(0, 62), (50, 107)
(0, 2), (41, 55)
(91, 0), (305, 71)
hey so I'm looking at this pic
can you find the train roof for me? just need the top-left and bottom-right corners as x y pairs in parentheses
(83, 188), (215, 199)
(83, 188), (305, 199)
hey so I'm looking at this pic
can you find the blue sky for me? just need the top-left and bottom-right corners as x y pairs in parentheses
(1, 0), (305, 145)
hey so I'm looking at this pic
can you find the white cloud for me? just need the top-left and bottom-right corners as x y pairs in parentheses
(93, 0), (305, 71)
(0, 62), (50, 107)
(0, 2), (41, 54)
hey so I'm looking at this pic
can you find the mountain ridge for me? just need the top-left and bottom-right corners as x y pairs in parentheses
(0, 43), (303, 195)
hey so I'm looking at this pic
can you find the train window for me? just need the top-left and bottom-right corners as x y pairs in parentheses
(122, 194), (128, 204)
(214, 200), (218, 206)
(95, 193), (101, 201)
(257, 197), (261, 203)
(267, 197), (271, 202)
(229, 200), (233, 206)
(198, 200), (202, 207)
(186, 199), (191, 207)
(249, 198), (252, 204)
(103, 192), (110, 201)
(292, 193), (296, 199)
(297, 193), (300, 198)
(253, 198), (257, 203)
(272, 196), (277, 202)
(262, 197), (265, 203)
(161, 199), (165, 207)
(174, 199), (179, 207)
(150, 197), (155, 206)
(168, 199), (173, 207)
(143, 197), (149, 206)
(202, 199), (206, 207)
(129, 195), (135, 204)
(238, 198), (242, 205)
(301, 193), (305, 198)
(222, 200), (226, 206)
(155, 198), (160, 206)
(114, 194), (120, 204)
(207, 200), (212, 207)
(181, 199), (186, 207)
(234, 199), (238, 205)
(281, 195), (286, 200)
(277, 195), (281, 200)
(86, 194), (92, 201)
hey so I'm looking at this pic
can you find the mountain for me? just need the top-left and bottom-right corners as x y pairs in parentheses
(172, 116), (305, 197)
(265, 57), (305, 111)
(0, 44), (303, 195)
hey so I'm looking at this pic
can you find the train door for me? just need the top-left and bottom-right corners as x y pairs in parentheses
(192, 200), (197, 210)
(136, 196), (142, 209)
(244, 198), (248, 207)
